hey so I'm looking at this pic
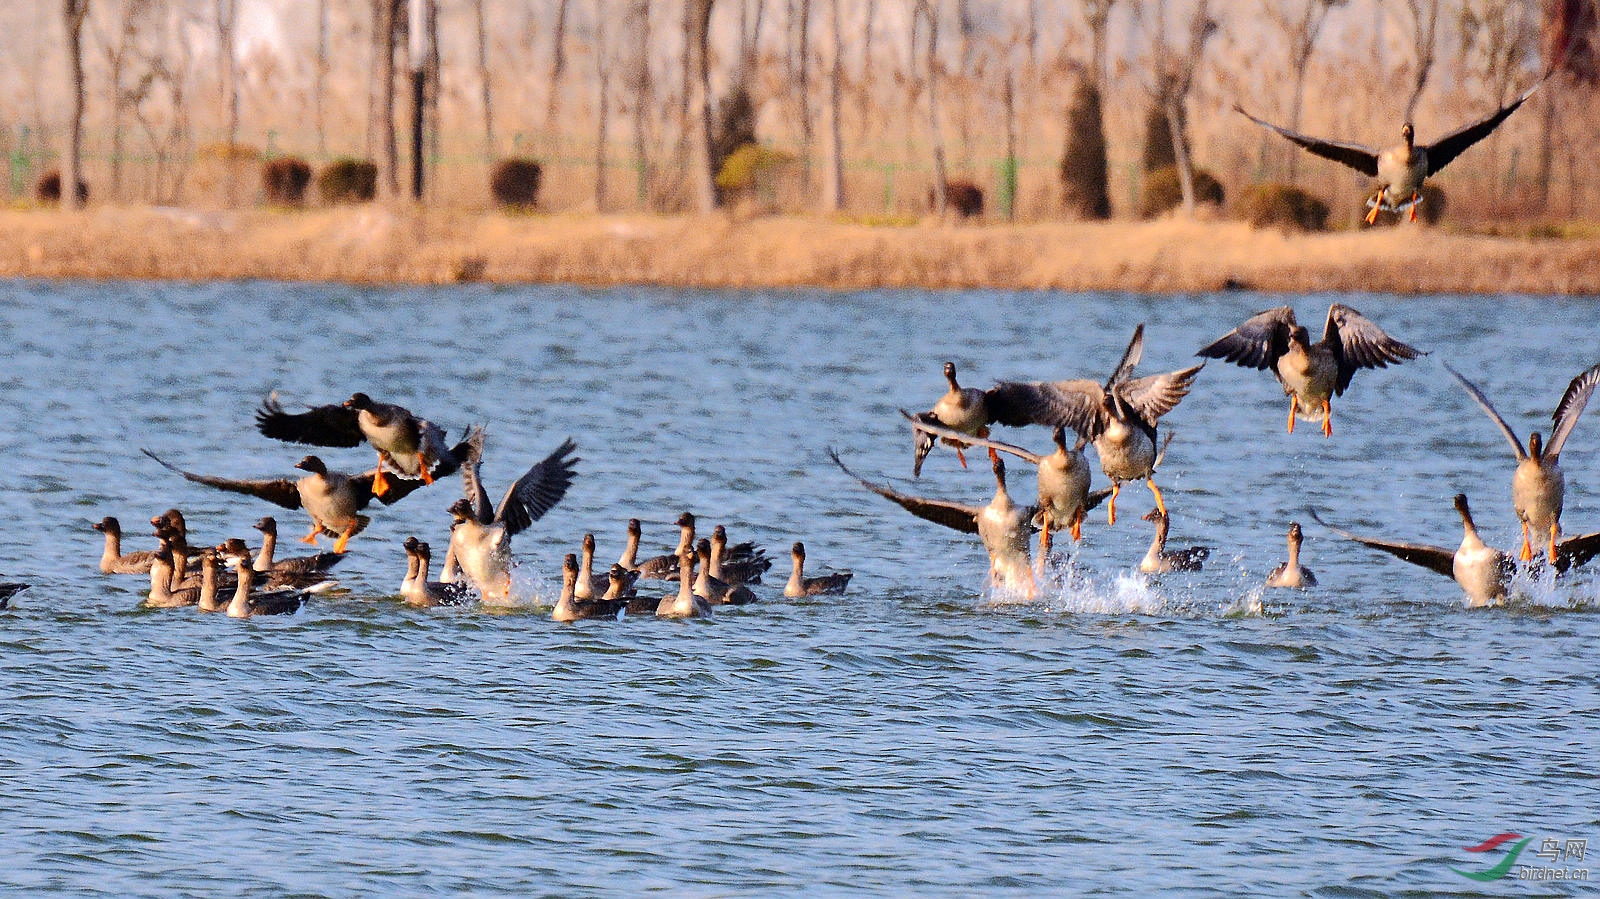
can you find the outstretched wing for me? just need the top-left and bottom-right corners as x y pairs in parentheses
(254, 393), (364, 448)
(829, 448), (981, 534)
(142, 449), (303, 510)
(495, 438), (580, 536)
(1116, 364), (1204, 425)
(901, 410), (1045, 465)
(987, 379), (1107, 440)
(1546, 363), (1600, 460)
(1106, 323), (1145, 389)
(1234, 104), (1380, 176)
(1196, 307), (1297, 371)
(455, 426), (495, 524)
(1308, 508), (1456, 579)
(1324, 305), (1425, 395)
(1423, 80), (1542, 176)
(1442, 363), (1526, 461)
(1555, 529), (1600, 574)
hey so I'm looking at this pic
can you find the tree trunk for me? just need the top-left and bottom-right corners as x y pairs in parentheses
(824, 0), (845, 210)
(547, 0), (571, 138)
(216, 0), (239, 204)
(626, 0), (653, 208)
(1400, 0), (1440, 121)
(63, 0), (89, 211)
(595, 0), (610, 211)
(917, 0), (947, 213)
(379, 0), (400, 198)
(315, 0), (329, 155)
(688, 0), (719, 211)
(1166, 96), (1196, 214)
(796, 0), (813, 191)
(474, 0), (493, 157)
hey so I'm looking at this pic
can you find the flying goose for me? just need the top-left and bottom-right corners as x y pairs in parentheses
(1313, 495), (1600, 607)
(1138, 509), (1210, 574)
(908, 361), (1102, 476)
(905, 415), (1110, 559)
(784, 542), (852, 597)
(445, 430), (579, 603)
(143, 450), (441, 553)
(256, 392), (468, 497)
(1198, 304), (1423, 436)
(1444, 362), (1600, 562)
(830, 448), (1037, 599)
(1234, 78), (1543, 224)
(1265, 522), (1317, 589)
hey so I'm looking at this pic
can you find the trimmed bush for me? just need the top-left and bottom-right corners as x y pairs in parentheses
(490, 158), (543, 208)
(928, 180), (984, 219)
(1060, 80), (1111, 220)
(1239, 182), (1331, 231)
(1359, 182), (1446, 227)
(317, 158), (378, 204)
(35, 170), (88, 205)
(1140, 165), (1225, 218)
(262, 157), (312, 206)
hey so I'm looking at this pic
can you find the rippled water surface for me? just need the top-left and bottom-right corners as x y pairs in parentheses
(2, 281), (1598, 896)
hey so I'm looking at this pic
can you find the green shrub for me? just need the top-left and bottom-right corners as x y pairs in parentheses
(1060, 81), (1111, 220)
(1239, 182), (1330, 231)
(1140, 165), (1224, 218)
(317, 158), (377, 204)
(490, 158), (543, 208)
(262, 157), (312, 205)
(715, 144), (795, 192)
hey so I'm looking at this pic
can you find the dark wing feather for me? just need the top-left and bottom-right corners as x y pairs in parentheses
(254, 394), (364, 448)
(496, 439), (580, 536)
(1106, 323), (1145, 389)
(1308, 508), (1456, 579)
(987, 379), (1107, 440)
(1442, 363), (1526, 460)
(1117, 364), (1204, 425)
(1196, 307), (1296, 371)
(1546, 363), (1600, 460)
(1234, 104), (1380, 176)
(456, 426), (494, 524)
(1554, 530), (1600, 574)
(829, 448), (981, 534)
(901, 410), (1045, 464)
(142, 449), (303, 510)
(1324, 304), (1424, 394)
(1423, 80), (1541, 176)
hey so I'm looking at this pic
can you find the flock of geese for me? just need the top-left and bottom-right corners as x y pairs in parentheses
(826, 304), (1600, 608)
(78, 393), (850, 620)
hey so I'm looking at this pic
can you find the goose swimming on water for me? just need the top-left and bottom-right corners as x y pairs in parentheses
(1265, 522), (1317, 589)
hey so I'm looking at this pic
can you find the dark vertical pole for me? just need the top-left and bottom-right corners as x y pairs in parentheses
(411, 67), (425, 200)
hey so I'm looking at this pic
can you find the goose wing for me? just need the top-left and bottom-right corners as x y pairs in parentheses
(829, 448), (981, 534)
(1442, 363), (1526, 460)
(1324, 304), (1424, 394)
(1546, 363), (1600, 459)
(494, 438), (580, 536)
(1233, 105), (1380, 176)
(986, 380), (1108, 440)
(1115, 364), (1204, 425)
(900, 410), (1045, 464)
(254, 394), (364, 448)
(1196, 307), (1297, 371)
(1106, 323), (1145, 389)
(142, 449), (303, 510)
(1554, 529), (1600, 574)
(1423, 80), (1543, 176)
(456, 427), (495, 524)
(1309, 508), (1456, 579)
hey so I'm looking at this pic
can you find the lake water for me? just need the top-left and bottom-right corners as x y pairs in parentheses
(1, 281), (1597, 895)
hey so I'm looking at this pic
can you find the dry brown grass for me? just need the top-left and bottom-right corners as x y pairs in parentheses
(2, 205), (1597, 294)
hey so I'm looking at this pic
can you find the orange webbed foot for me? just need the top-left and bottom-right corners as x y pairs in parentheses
(333, 529), (353, 554)
(955, 447), (968, 468)
(417, 452), (434, 485)
(1107, 483), (1121, 526)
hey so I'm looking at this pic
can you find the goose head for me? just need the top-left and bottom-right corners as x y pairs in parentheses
(295, 455), (329, 476)
(254, 516), (278, 536)
(94, 516), (119, 535)
(344, 392), (375, 411)
(1400, 122), (1414, 149)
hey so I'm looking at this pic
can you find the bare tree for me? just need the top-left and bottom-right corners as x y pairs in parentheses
(1139, 0), (1219, 215)
(1085, 0), (1116, 90)
(63, 0), (91, 210)
(1263, 0), (1348, 182)
(315, 0), (329, 155)
(547, 0), (572, 136)
(914, 0), (949, 213)
(795, 0), (814, 190)
(1390, 0), (1443, 120)
(687, 0), (719, 211)
(624, 0), (654, 207)
(378, 0), (400, 198)
(824, 0), (846, 209)
(94, 0), (145, 200)
(595, 0), (611, 211)
(473, 0), (493, 156)
(214, 0), (239, 202)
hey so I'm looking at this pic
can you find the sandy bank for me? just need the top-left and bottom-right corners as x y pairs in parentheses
(2, 206), (1596, 294)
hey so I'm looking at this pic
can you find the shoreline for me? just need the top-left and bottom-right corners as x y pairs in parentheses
(2, 206), (1597, 294)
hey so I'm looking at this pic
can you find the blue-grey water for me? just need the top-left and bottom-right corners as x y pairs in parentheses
(1, 281), (1597, 896)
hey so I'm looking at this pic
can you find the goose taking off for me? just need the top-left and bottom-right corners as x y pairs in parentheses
(1265, 522), (1317, 589)
(830, 448), (1037, 599)
(445, 430), (579, 604)
(1233, 77), (1543, 224)
(1312, 495), (1600, 607)
(143, 450), (445, 553)
(1198, 304), (1423, 437)
(905, 414), (1110, 559)
(1444, 362), (1600, 562)
(255, 392), (470, 497)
